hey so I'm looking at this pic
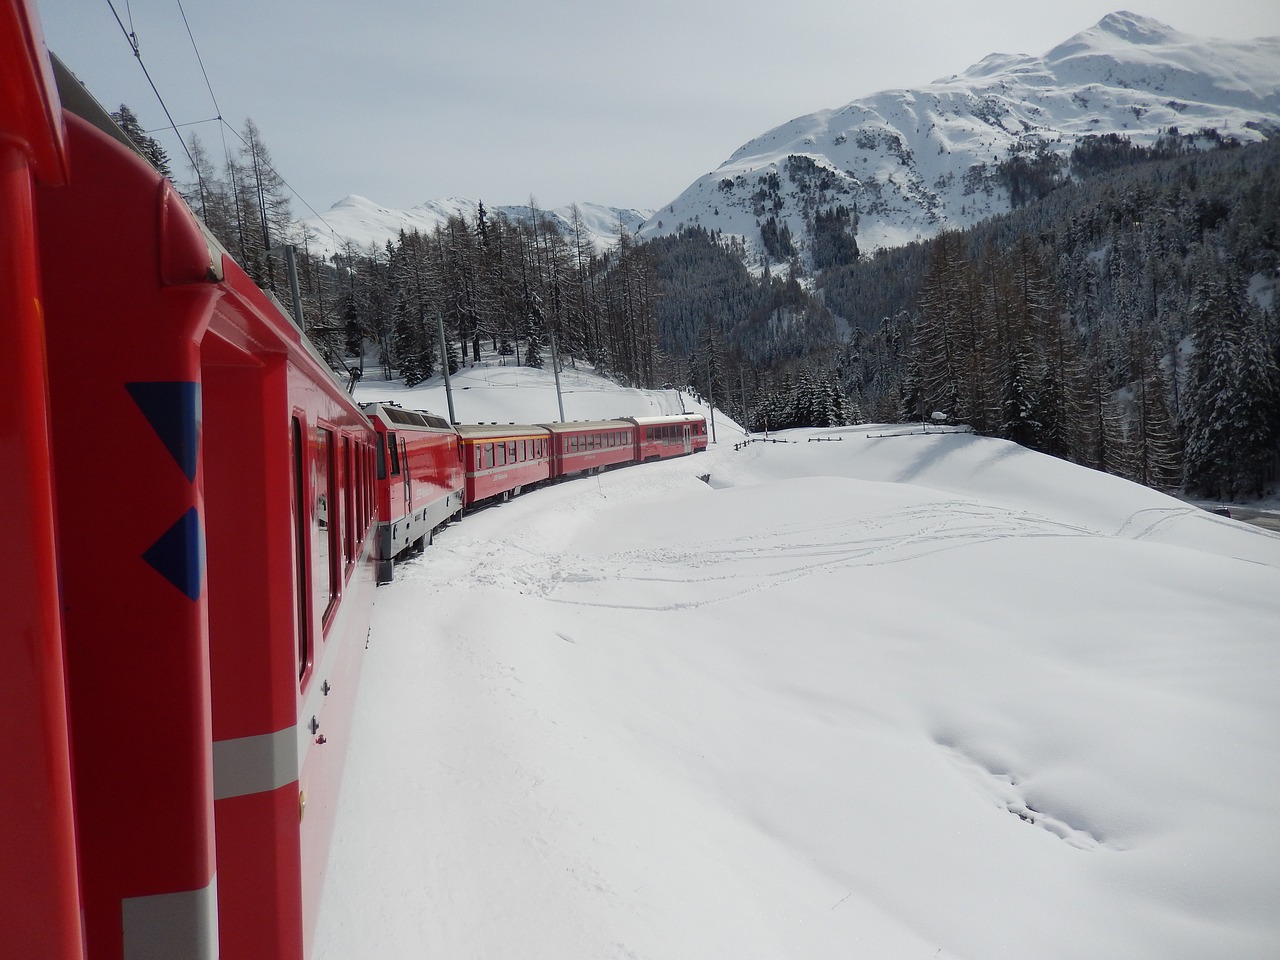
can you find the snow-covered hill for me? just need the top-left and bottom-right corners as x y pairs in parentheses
(300, 195), (652, 260)
(638, 11), (1280, 258)
(315, 360), (1280, 960)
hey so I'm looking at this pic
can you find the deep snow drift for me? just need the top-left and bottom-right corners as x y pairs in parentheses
(315, 362), (1280, 959)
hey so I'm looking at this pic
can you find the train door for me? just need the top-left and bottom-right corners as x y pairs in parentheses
(682, 424), (692, 454)
(400, 436), (411, 515)
(203, 338), (305, 958)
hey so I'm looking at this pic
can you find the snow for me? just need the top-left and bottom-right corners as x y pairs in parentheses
(315, 360), (1280, 960)
(638, 13), (1280, 260)
(299, 196), (652, 262)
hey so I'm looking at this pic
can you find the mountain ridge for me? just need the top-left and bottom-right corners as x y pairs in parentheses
(300, 13), (1279, 265)
(637, 11), (1280, 260)
(301, 196), (653, 260)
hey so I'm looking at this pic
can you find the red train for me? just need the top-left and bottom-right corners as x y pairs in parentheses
(1, 2), (707, 956)
(362, 403), (466, 582)
(4, 4), (376, 957)
(372, 413), (708, 580)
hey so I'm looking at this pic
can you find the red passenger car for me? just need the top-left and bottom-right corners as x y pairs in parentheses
(9, 18), (379, 958)
(363, 403), (464, 582)
(543, 420), (637, 478)
(456, 423), (553, 505)
(625, 414), (710, 461)
(1, 3), (81, 957)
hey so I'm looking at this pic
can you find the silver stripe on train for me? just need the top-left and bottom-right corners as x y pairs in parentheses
(122, 876), (218, 960)
(212, 726), (299, 800)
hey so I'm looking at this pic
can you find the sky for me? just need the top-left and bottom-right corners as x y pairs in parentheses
(310, 360), (1280, 959)
(36, 1), (1280, 218)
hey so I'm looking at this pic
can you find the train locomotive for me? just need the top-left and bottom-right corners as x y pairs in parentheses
(2, 2), (706, 956)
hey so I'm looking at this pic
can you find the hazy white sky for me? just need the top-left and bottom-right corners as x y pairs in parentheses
(37, 1), (1280, 216)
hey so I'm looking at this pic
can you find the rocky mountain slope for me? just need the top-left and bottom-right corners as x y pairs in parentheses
(636, 11), (1280, 261)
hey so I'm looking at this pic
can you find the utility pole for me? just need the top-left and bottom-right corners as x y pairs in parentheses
(436, 312), (457, 425)
(549, 329), (566, 423)
(705, 355), (717, 444)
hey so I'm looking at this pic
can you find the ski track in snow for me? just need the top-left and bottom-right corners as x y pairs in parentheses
(403, 497), (1135, 612)
(319, 406), (1280, 960)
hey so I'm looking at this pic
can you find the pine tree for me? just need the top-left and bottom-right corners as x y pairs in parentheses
(908, 233), (967, 422)
(181, 133), (235, 245)
(393, 292), (427, 386)
(111, 104), (172, 178)
(1080, 326), (1129, 475)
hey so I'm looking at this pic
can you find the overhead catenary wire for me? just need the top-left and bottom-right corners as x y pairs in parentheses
(104, 0), (201, 199)
(102, 0), (348, 253)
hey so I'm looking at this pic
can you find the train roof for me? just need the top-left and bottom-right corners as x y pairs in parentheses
(538, 419), (632, 434)
(361, 403), (455, 432)
(454, 423), (552, 441)
(623, 414), (705, 426)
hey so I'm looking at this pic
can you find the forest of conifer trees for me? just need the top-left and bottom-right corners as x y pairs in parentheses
(830, 132), (1280, 500)
(159, 110), (1277, 503)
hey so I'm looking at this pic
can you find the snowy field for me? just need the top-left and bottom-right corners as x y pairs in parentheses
(315, 361), (1280, 960)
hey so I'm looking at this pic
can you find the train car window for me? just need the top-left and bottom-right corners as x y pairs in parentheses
(497, 443), (506, 466)
(508, 441), (516, 462)
(387, 431), (401, 476)
(343, 436), (355, 567)
(356, 442), (365, 529)
(376, 434), (387, 480)
(353, 440), (362, 531)
(314, 426), (339, 626)
(366, 443), (374, 523)
(292, 418), (311, 679)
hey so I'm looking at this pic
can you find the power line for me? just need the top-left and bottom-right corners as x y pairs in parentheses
(104, 0), (200, 181)
(174, 0), (221, 119)
(102, 0), (347, 251)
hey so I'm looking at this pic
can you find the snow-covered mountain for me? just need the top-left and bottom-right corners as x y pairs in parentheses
(637, 11), (1280, 259)
(300, 195), (652, 260)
